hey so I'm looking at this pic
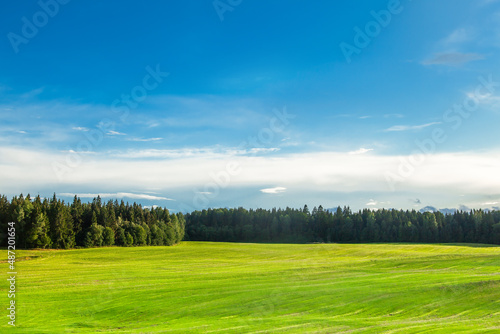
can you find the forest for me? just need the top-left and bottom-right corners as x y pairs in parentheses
(2, 194), (500, 249)
(0, 194), (185, 249)
(184, 205), (500, 245)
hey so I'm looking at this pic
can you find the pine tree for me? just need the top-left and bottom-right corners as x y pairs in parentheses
(26, 212), (51, 248)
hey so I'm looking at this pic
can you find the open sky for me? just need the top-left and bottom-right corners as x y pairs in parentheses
(1, 0), (500, 212)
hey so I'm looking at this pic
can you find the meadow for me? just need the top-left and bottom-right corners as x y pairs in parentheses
(3, 242), (500, 333)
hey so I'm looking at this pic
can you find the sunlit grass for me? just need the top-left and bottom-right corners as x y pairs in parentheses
(2, 242), (500, 333)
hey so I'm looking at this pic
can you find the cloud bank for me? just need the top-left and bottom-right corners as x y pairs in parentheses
(1, 146), (500, 202)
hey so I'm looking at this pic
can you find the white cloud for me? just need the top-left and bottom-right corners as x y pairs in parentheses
(113, 147), (280, 159)
(72, 127), (89, 132)
(60, 150), (96, 155)
(366, 199), (391, 206)
(248, 148), (280, 154)
(113, 148), (224, 159)
(59, 192), (173, 201)
(143, 205), (160, 209)
(147, 121), (160, 128)
(422, 52), (484, 66)
(348, 148), (373, 155)
(279, 140), (299, 147)
(2, 147), (500, 207)
(127, 137), (163, 142)
(260, 187), (287, 194)
(107, 130), (126, 136)
(384, 122), (441, 132)
(466, 91), (500, 109)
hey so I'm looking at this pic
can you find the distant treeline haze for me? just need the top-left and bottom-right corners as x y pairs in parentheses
(1, 195), (500, 249)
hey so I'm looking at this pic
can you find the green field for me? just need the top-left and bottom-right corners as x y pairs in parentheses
(3, 242), (500, 333)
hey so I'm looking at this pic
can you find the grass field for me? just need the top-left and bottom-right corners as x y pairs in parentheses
(2, 242), (500, 333)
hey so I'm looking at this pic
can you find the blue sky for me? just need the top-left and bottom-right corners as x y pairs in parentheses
(1, 0), (500, 212)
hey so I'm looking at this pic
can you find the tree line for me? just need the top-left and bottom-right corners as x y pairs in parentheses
(184, 205), (500, 245)
(0, 194), (185, 249)
(2, 194), (500, 248)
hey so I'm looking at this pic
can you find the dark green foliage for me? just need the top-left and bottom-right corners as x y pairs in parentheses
(48, 195), (75, 249)
(185, 206), (500, 245)
(125, 232), (134, 247)
(26, 212), (51, 249)
(132, 224), (147, 246)
(115, 226), (126, 246)
(0, 194), (184, 249)
(102, 227), (115, 246)
(3, 193), (500, 248)
(84, 222), (104, 247)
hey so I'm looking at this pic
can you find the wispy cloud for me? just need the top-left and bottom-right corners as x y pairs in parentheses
(107, 130), (126, 136)
(348, 148), (373, 155)
(366, 199), (391, 207)
(422, 27), (486, 67)
(136, 95), (270, 130)
(384, 122), (441, 132)
(72, 127), (89, 132)
(112, 147), (281, 159)
(248, 148), (280, 154)
(60, 150), (96, 155)
(465, 91), (500, 109)
(384, 114), (404, 118)
(127, 137), (163, 142)
(113, 148), (217, 159)
(59, 192), (173, 201)
(441, 28), (474, 46)
(20, 87), (44, 99)
(422, 52), (484, 66)
(260, 187), (287, 194)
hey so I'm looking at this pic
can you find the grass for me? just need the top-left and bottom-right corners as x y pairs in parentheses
(2, 242), (500, 333)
